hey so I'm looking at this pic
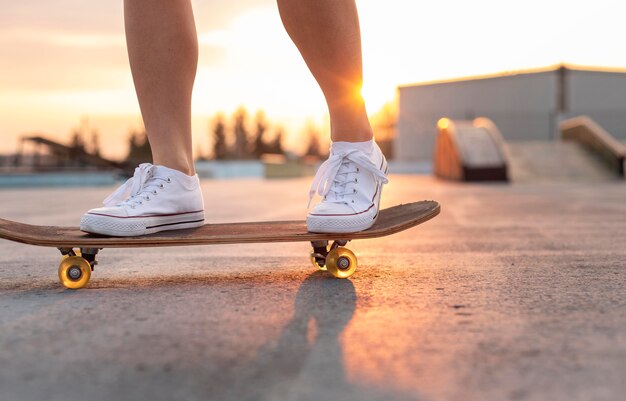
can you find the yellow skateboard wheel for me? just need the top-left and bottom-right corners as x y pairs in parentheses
(326, 247), (357, 279)
(58, 256), (91, 289)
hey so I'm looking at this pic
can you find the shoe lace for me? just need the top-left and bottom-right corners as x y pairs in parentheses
(103, 163), (171, 208)
(308, 149), (388, 207)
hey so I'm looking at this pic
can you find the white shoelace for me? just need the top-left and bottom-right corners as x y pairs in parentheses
(308, 149), (388, 208)
(103, 163), (170, 208)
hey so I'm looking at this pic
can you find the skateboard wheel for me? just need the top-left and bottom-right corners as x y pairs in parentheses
(58, 256), (91, 289)
(310, 249), (327, 271)
(326, 248), (357, 279)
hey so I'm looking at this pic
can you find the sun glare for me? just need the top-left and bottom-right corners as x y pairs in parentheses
(437, 118), (450, 131)
(361, 81), (396, 113)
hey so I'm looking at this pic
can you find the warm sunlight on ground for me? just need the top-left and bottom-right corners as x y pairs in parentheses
(1, 0), (625, 158)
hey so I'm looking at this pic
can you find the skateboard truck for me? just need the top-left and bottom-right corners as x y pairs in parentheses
(57, 248), (100, 289)
(310, 239), (357, 279)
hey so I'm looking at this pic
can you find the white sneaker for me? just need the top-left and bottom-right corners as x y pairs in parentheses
(80, 163), (205, 236)
(307, 141), (388, 233)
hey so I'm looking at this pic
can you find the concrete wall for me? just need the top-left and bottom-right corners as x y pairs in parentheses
(396, 68), (626, 163)
(396, 71), (557, 162)
(567, 70), (626, 139)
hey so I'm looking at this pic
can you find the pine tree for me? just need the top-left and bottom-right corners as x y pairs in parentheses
(90, 129), (101, 157)
(304, 122), (321, 157)
(252, 111), (268, 158)
(125, 130), (152, 164)
(268, 128), (285, 155)
(233, 107), (249, 159)
(212, 114), (229, 160)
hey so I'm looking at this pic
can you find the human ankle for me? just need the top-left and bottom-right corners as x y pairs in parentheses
(331, 139), (375, 155)
(152, 159), (195, 176)
(331, 132), (374, 142)
(330, 119), (373, 142)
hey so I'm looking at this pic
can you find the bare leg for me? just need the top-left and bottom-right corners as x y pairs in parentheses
(124, 0), (197, 175)
(277, 0), (373, 143)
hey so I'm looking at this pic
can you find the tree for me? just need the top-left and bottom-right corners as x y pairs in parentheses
(252, 111), (268, 158)
(126, 130), (152, 165)
(212, 114), (229, 160)
(68, 128), (87, 166)
(70, 131), (86, 152)
(303, 121), (322, 158)
(90, 129), (101, 157)
(267, 128), (285, 155)
(232, 107), (249, 159)
(65, 117), (96, 167)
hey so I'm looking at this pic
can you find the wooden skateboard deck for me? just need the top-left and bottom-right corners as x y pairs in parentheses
(0, 200), (440, 287)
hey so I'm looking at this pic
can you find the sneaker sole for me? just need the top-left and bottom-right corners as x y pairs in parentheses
(306, 206), (380, 233)
(80, 211), (205, 237)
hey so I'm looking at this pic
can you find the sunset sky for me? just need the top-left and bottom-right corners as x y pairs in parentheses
(1, 0), (625, 158)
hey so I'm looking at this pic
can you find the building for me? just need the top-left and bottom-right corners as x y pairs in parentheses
(396, 65), (626, 163)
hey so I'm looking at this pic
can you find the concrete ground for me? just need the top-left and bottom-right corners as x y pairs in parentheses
(0, 176), (625, 401)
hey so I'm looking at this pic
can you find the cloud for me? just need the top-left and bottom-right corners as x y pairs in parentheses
(0, 40), (226, 92)
(0, 1), (125, 34)
(193, 0), (276, 30)
(0, 1), (274, 92)
(0, 0), (275, 35)
(0, 29), (128, 91)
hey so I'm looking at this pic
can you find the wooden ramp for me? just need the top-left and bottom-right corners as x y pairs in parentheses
(434, 118), (509, 182)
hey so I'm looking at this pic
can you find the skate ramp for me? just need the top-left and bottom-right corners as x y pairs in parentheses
(505, 141), (619, 183)
(433, 116), (622, 183)
(506, 116), (626, 183)
(560, 116), (625, 177)
(434, 117), (508, 181)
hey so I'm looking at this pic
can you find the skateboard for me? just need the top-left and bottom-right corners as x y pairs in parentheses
(0, 200), (440, 289)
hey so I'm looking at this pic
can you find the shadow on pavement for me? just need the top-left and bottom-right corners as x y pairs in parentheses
(214, 271), (422, 401)
(0, 271), (423, 400)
